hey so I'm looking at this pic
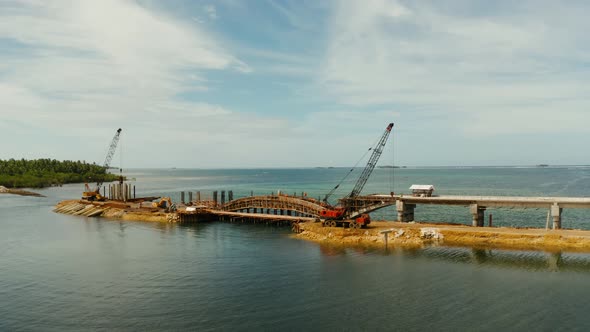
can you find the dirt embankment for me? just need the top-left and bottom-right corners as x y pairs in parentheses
(54, 199), (169, 222)
(0, 186), (45, 197)
(295, 221), (590, 253)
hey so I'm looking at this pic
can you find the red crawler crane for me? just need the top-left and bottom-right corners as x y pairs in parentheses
(321, 123), (394, 228)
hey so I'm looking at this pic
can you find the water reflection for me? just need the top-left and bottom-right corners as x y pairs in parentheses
(316, 242), (590, 272)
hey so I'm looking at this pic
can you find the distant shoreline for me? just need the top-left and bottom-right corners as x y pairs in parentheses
(0, 158), (120, 189)
(117, 165), (590, 170)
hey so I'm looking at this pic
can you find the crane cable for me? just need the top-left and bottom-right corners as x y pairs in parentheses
(323, 134), (382, 204)
(390, 128), (395, 195)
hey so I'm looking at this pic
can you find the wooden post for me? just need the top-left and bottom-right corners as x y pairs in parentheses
(213, 191), (218, 206)
(197, 191), (201, 202)
(221, 191), (225, 205)
(380, 230), (393, 250)
(229, 190), (233, 201)
(488, 214), (493, 227)
(133, 185), (136, 199)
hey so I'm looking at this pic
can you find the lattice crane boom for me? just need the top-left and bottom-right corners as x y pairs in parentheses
(346, 123), (393, 199)
(95, 128), (122, 191)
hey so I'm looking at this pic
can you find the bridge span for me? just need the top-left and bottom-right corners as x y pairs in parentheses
(176, 193), (397, 224)
(175, 190), (590, 229)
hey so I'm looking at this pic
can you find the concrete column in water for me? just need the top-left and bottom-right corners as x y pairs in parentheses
(188, 191), (193, 203)
(181, 191), (185, 204)
(470, 204), (486, 227)
(221, 191), (225, 205)
(551, 203), (563, 229)
(396, 200), (415, 222)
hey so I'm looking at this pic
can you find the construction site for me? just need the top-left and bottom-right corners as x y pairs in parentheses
(53, 124), (590, 252)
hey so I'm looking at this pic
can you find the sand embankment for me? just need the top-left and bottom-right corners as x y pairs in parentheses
(295, 221), (590, 253)
(54, 199), (169, 222)
(53, 199), (590, 253)
(0, 186), (45, 197)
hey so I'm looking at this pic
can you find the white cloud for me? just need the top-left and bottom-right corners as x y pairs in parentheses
(2, 0), (589, 167)
(204, 4), (218, 20)
(320, 0), (590, 136)
(0, 0), (260, 165)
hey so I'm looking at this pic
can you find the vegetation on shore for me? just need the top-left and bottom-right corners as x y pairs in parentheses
(0, 158), (119, 188)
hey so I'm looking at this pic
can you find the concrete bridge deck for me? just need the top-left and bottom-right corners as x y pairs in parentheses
(372, 194), (590, 209)
(176, 189), (590, 229)
(369, 194), (590, 229)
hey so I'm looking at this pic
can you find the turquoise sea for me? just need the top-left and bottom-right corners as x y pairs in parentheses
(1, 167), (590, 330)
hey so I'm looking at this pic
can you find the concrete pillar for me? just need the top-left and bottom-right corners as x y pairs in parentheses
(551, 203), (562, 229)
(221, 191), (226, 205)
(470, 204), (486, 227)
(396, 200), (415, 222)
(196, 191), (201, 202)
(181, 191), (185, 204)
(188, 191), (193, 203)
(213, 191), (218, 206)
(229, 190), (233, 201)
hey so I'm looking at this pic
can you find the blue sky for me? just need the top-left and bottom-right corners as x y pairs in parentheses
(0, 0), (589, 168)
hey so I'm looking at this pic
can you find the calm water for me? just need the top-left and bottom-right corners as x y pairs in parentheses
(2, 167), (590, 331)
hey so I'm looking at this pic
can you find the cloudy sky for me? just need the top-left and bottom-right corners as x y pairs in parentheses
(1, 0), (589, 168)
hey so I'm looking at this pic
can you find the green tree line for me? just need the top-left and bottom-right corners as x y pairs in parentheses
(0, 158), (119, 188)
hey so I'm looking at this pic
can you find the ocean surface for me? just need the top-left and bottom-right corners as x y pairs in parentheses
(2, 167), (590, 331)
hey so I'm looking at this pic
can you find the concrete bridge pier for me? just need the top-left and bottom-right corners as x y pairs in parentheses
(396, 201), (416, 222)
(551, 203), (563, 229)
(470, 204), (486, 227)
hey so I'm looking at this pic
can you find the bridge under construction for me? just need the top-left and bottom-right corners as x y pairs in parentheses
(53, 121), (590, 231)
(171, 190), (590, 230)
